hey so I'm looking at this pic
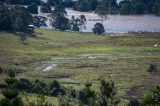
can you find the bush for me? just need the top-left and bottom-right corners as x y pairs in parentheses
(1, 89), (19, 99)
(0, 89), (24, 106)
(92, 23), (105, 35)
(31, 80), (47, 94)
(49, 80), (66, 96)
(128, 98), (140, 106)
(14, 78), (32, 92)
(141, 85), (160, 105)
(0, 67), (3, 73)
(147, 64), (158, 73)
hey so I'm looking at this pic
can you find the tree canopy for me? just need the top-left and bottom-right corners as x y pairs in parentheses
(0, 5), (33, 33)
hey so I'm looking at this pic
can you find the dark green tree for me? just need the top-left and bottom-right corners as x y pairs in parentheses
(33, 16), (47, 28)
(96, 79), (120, 106)
(74, 0), (91, 12)
(119, 0), (132, 15)
(40, 3), (52, 13)
(51, 4), (67, 19)
(96, 0), (118, 14)
(11, 6), (33, 33)
(70, 15), (86, 32)
(27, 3), (38, 14)
(52, 15), (70, 31)
(95, 5), (108, 22)
(92, 23), (105, 35)
(0, 70), (24, 106)
(0, 5), (12, 31)
(90, 0), (98, 10)
(47, 0), (62, 6)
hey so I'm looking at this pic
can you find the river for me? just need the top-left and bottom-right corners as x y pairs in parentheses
(37, 7), (160, 33)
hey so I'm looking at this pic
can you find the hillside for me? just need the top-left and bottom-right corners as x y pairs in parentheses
(0, 29), (160, 99)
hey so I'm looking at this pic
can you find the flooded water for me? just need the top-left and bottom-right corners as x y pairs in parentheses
(37, 7), (160, 33)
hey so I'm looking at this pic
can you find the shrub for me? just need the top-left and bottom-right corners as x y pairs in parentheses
(141, 85), (160, 105)
(147, 64), (158, 73)
(128, 98), (140, 106)
(92, 23), (105, 35)
(49, 80), (66, 96)
(0, 67), (3, 73)
(1, 89), (19, 99)
(0, 89), (24, 106)
(14, 78), (32, 92)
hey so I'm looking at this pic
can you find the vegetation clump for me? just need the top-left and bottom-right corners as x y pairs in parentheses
(92, 23), (105, 35)
(147, 64), (158, 73)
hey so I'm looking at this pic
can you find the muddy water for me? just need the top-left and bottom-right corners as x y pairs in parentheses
(66, 9), (160, 33)
(37, 6), (160, 33)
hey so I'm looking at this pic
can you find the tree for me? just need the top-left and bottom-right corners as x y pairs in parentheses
(52, 15), (70, 31)
(47, 0), (62, 6)
(152, 0), (160, 16)
(49, 80), (66, 96)
(96, 0), (118, 14)
(0, 70), (24, 106)
(14, 15), (26, 32)
(90, 0), (98, 10)
(79, 15), (87, 31)
(58, 94), (76, 106)
(63, 0), (75, 8)
(0, 5), (12, 31)
(131, 0), (146, 14)
(0, 89), (24, 106)
(119, 0), (132, 15)
(33, 16), (47, 28)
(70, 15), (87, 32)
(74, 0), (91, 12)
(51, 4), (67, 19)
(96, 79), (120, 106)
(72, 23), (80, 32)
(40, 3), (52, 13)
(92, 23), (105, 35)
(51, 4), (70, 31)
(27, 3), (38, 14)
(11, 6), (33, 33)
(95, 5), (108, 22)
(6, 0), (41, 5)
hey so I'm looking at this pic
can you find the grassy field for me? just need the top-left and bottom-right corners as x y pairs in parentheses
(0, 29), (160, 105)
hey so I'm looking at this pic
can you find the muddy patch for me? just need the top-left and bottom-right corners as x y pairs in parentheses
(44, 75), (71, 80)
(126, 85), (151, 99)
(75, 65), (99, 69)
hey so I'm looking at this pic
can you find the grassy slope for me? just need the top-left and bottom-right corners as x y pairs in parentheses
(0, 29), (160, 104)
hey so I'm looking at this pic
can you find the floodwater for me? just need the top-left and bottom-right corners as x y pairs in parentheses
(37, 7), (160, 33)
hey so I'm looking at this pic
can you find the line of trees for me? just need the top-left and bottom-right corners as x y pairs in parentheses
(2, 0), (160, 16)
(0, 70), (160, 106)
(0, 4), (105, 36)
(74, 0), (160, 16)
(5, 0), (41, 5)
(119, 0), (160, 15)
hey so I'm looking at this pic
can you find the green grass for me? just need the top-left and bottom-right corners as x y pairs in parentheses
(0, 29), (160, 105)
